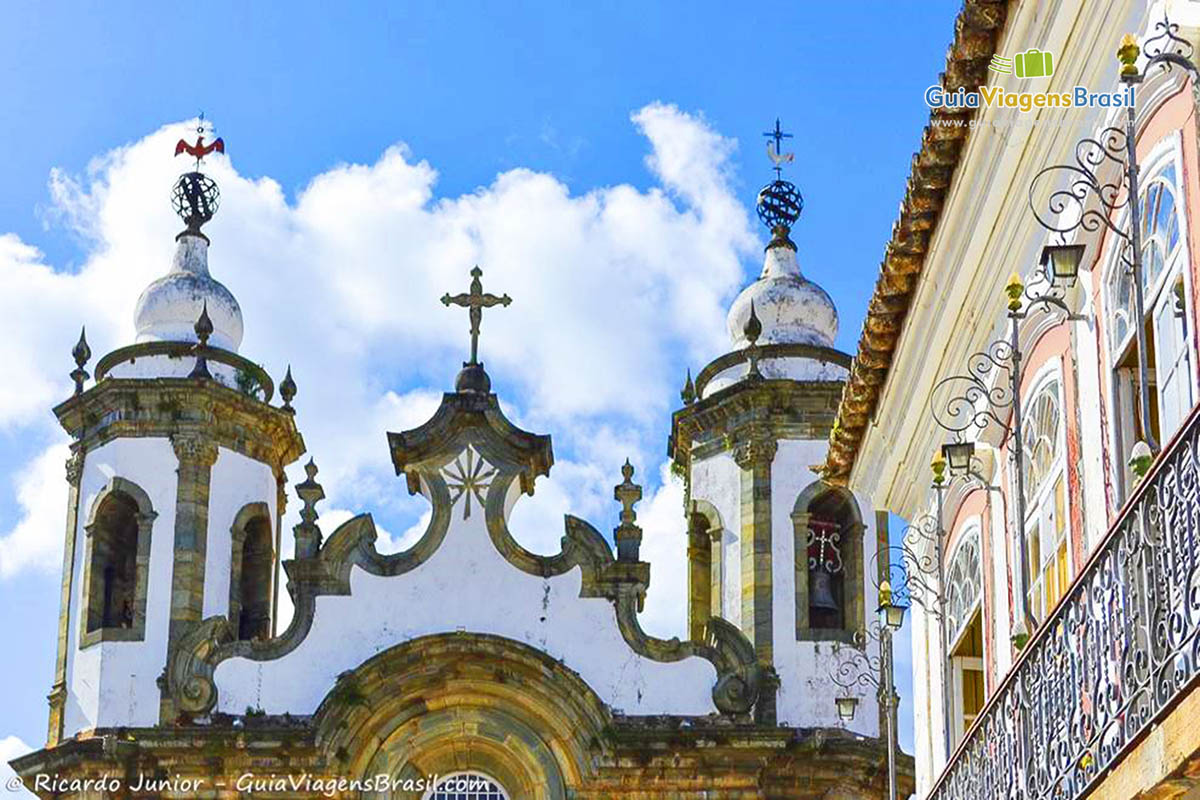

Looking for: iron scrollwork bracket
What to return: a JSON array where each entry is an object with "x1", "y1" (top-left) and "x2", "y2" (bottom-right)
[
  {"x1": 931, "y1": 338, "x2": 1015, "y2": 441},
  {"x1": 1028, "y1": 126, "x2": 1131, "y2": 242}
]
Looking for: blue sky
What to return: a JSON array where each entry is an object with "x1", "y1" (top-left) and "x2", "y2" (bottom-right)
[{"x1": 0, "y1": 0, "x2": 959, "y2": 772}]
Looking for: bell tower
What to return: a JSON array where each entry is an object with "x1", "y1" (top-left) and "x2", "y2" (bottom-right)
[
  {"x1": 46, "y1": 121, "x2": 304, "y2": 742},
  {"x1": 669, "y1": 120, "x2": 884, "y2": 730}
]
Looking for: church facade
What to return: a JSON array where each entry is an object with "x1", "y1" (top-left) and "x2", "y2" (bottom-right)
[{"x1": 9, "y1": 121, "x2": 908, "y2": 797}]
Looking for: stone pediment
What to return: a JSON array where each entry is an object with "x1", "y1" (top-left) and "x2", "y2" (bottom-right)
[
  {"x1": 387, "y1": 388, "x2": 553, "y2": 498},
  {"x1": 167, "y1": 384, "x2": 771, "y2": 725}
]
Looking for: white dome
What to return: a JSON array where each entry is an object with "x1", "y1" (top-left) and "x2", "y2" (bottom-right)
[
  {"x1": 134, "y1": 234, "x2": 243, "y2": 352},
  {"x1": 726, "y1": 242, "x2": 837, "y2": 348}
]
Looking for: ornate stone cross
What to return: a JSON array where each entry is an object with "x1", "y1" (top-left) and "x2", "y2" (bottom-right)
[{"x1": 441, "y1": 266, "x2": 512, "y2": 365}]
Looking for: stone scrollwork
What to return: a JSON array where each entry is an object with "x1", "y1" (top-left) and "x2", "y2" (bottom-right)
[
  {"x1": 168, "y1": 616, "x2": 234, "y2": 715},
  {"x1": 167, "y1": 387, "x2": 769, "y2": 720}
]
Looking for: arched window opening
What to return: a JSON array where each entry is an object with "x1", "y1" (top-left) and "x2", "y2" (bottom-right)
[
  {"x1": 1106, "y1": 157, "x2": 1193, "y2": 484},
  {"x1": 1020, "y1": 376, "x2": 1070, "y2": 623},
  {"x1": 86, "y1": 492, "x2": 139, "y2": 633},
  {"x1": 945, "y1": 527, "x2": 982, "y2": 644},
  {"x1": 231, "y1": 508, "x2": 274, "y2": 642},
  {"x1": 423, "y1": 772, "x2": 509, "y2": 800},
  {"x1": 945, "y1": 524, "x2": 984, "y2": 745},
  {"x1": 794, "y1": 484, "x2": 863, "y2": 639}
]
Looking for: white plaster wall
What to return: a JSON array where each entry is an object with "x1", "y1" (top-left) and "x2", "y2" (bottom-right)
[
  {"x1": 987, "y1": 495, "x2": 1013, "y2": 678},
  {"x1": 689, "y1": 451, "x2": 742, "y2": 628},
  {"x1": 770, "y1": 440, "x2": 881, "y2": 736},
  {"x1": 911, "y1": 599, "x2": 935, "y2": 794},
  {"x1": 214, "y1": 459, "x2": 718, "y2": 716},
  {"x1": 203, "y1": 449, "x2": 278, "y2": 619},
  {"x1": 1072, "y1": 274, "x2": 1110, "y2": 551},
  {"x1": 64, "y1": 438, "x2": 179, "y2": 736}
]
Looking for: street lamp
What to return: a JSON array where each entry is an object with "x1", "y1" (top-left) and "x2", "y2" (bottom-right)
[
  {"x1": 1039, "y1": 242, "x2": 1085, "y2": 287},
  {"x1": 835, "y1": 695, "x2": 859, "y2": 722},
  {"x1": 831, "y1": 621, "x2": 904, "y2": 800},
  {"x1": 931, "y1": 261, "x2": 1087, "y2": 646},
  {"x1": 877, "y1": 580, "x2": 907, "y2": 631},
  {"x1": 941, "y1": 441, "x2": 975, "y2": 475}
]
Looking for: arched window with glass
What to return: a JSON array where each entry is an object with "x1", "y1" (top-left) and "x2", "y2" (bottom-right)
[
  {"x1": 1021, "y1": 373, "x2": 1070, "y2": 622},
  {"x1": 1106, "y1": 154, "x2": 1193, "y2": 479},
  {"x1": 945, "y1": 523, "x2": 983, "y2": 744}
]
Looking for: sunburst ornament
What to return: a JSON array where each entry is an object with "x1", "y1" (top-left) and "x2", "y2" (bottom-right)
[{"x1": 442, "y1": 446, "x2": 498, "y2": 519}]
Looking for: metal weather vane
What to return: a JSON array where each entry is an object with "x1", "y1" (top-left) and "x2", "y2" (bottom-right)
[
  {"x1": 175, "y1": 113, "x2": 226, "y2": 171},
  {"x1": 756, "y1": 118, "x2": 803, "y2": 232},
  {"x1": 763, "y1": 118, "x2": 794, "y2": 179},
  {"x1": 441, "y1": 266, "x2": 512, "y2": 366}
]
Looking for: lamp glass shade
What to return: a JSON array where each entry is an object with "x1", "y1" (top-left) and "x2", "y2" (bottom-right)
[
  {"x1": 883, "y1": 602, "x2": 907, "y2": 631},
  {"x1": 942, "y1": 441, "x2": 975, "y2": 473},
  {"x1": 835, "y1": 696, "x2": 859, "y2": 722},
  {"x1": 1040, "y1": 243, "x2": 1085, "y2": 286}
]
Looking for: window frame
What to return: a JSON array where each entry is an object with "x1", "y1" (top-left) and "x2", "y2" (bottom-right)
[
  {"x1": 1018, "y1": 364, "x2": 1071, "y2": 623},
  {"x1": 944, "y1": 521, "x2": 983, "y2": 649},
  {"x1": 78, "y1": 477, "x2": 157, "y2": 649},
  {"x1": 1103, "y1": 136, "x2": 1196, "y2": 490}
]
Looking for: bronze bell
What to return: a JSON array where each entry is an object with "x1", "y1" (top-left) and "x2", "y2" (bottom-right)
[{"x1": 809, "y1": 568, "x2": 839, "y2": 612}]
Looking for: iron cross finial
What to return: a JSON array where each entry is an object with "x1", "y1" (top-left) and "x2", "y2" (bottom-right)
[
  {"x1": 763, "y1": 118, "x2": 795, "y2": 179},
  {"x1": 440, "y1": 266, "x2": 512, "y2": 365}
]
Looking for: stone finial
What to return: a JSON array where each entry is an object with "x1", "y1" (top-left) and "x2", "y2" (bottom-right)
[
  {"x1": 613, "y1": 458, "x2": 643, "y2": 562},
  {"x1": 294, "y1": 458, "x2": 325, "y2": 559},
  {"x1": 280, "y1": 365, "x2": 297, "y2": 413},
  {"x1": 744, "y1": 300, "x2": 763, "y2": 378},
  {"x1": 189, "y1": 302, "x2": 214, "y2": 379},
  {"x1": 70, "y1": 327, "x2": 91, "y2": 395},
  {"x1": 681, "y1": 369, "x2": 695, "y2": 405}
]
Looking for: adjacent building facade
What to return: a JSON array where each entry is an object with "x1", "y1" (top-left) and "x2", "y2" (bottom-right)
[{"x1": 820, "y1": 0, "x2": 1200, "y2": 798}]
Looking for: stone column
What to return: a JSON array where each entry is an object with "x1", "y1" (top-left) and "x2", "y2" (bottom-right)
[
  {"x1": 162, "y1": 433, "x2": 218, "y2": 723},
  {"x1": 47, "y1": 449, "x2": 84, "y2": 746},
  {"x1": 791, "y1": 509, "x2": 811, "y2": 637},
  {"x1": 733, "y1": 430, "x2": 777, "y2": 666}
]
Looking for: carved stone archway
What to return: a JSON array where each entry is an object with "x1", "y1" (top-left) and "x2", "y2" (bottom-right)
[{"x1": 314, "y1": 633, "x2": 611, "y2": 799}]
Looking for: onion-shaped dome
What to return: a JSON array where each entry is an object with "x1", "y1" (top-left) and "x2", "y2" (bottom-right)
[
  {"x1": 134, "y1": 165, "x2": 242, "y2": 352},
  {"x1": 726, "y1": 231, "x2": 838, "y2": 348},
  {"x1": 134, "y1": 233, "x2": 243, "y2": 352}
]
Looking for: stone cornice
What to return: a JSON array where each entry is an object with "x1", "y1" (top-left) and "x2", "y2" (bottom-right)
[
  {"x1": 818, "y1": 0, "x2": 1009, "y2": 487},
  {"x1": 670, "y1": 378, "x2": 844, "y2": 464},
  {"x1": 53, "y1": 377, "x2": 305, "y2": 470}
]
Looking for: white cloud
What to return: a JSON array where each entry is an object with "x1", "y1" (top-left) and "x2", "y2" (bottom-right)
[
  {"x1": 0, "y1": 735, "x2": 34, "y2": 798},
  {"x1": 0, "y1": 102, "x2": 758, "y2": 636},
  {"x1": 635, "y1": 463, "x2": 689, "y2": 638},
  {"x1": 0, "y1": 443, "x2": 70, "y2": 579}
]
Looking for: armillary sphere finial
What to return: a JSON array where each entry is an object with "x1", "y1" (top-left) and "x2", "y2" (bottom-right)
[{"x1": 757, "y1": 117, "x2": 803, "y2": 233}]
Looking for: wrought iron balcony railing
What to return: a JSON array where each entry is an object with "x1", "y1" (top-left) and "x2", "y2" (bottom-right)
[{"x1": 928, "y1": 402, "x2": 1200, "y2": 800}]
